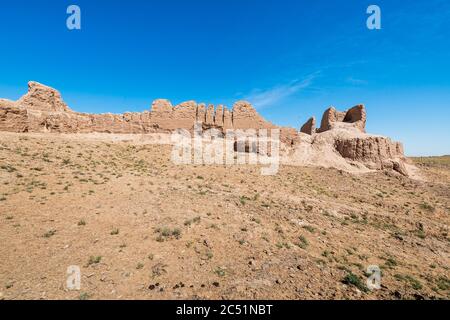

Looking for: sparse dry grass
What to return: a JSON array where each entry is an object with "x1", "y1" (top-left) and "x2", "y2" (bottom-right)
[
  {"x1": 411, "y1": 155, "x2": 450, "y2": 168},
  {"x1": 0, "y1": 132, "x2": 448, "y2": 300}
]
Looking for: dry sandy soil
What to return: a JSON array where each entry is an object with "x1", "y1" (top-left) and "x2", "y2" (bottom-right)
[{"x1": 0, "y1": 132, "x2": 448, "y2": 300}]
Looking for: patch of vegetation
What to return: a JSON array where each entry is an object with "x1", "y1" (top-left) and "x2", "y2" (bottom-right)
[
  {"x1": 79, "y1": 292, "x2": 90, "y2": 300},
  {"x1": 342, "y1": 272, "x2": 368, "y2": 293},
  {"x1": 78, "y1": 219, "x2": 86, "y2": 226},
  {"x1": 296, "y1": 235, "x2": 309, "y2": 249},
  {"x1": 151, "y1": 263, "x2": 167, "y2": 277},
  {"x1": 87, "y1": 256, "x2": 102, "y2": 266},
  {"x1": 411, "y1": 156, "x2": 450, "y2": 168},
  {"x1": 172, "y1": 228, "x2": 181, "y2": 238},
  {"x1": 419, "y1": 202, "x2": 435, "y2": 212},
  {"x1": 43, "y1": 229, "x2": 57, "y2": 238},
  {"x1": 337, "y1": 265, "x2": 351, "y2": 273},
  {"x1": 436, "y1": 276, "x2": 450, "y2": 291},
  {"x1": 214, "y1": 267, "x2": 226, "y2": 277},
  {"x1": 322, "y1": 250, "x2": 332, "y2": 258},
  {"x1": 184, "y1": 216, "x2": 201, "y2": 226},
  {"x1": 276, "y1": 242, "x2": 291, "y2": 249},
  {"x1": 0, "y1": 164, "x2": 17, "y2": 173},
  {"x1": 391, "y1": 231, "x2": 406, "y2": 241},
  {"x1": 110, "y1": 228, "x2": 119, "y2": 235},
  {"x1": 155, "y1": 227, "x2": 182, "y2": 241},
  {"x1": 302, "y1": 225, "x2": 316, "y2": 233},
  {"x1": 315, "y1": 258, "x2": 326, "y2": 265},
  {"x1": 136, "y1": 262, "x2": 144, "y2": 270},
  {"x1": 239, "y1": 195, "x2": 251, "y2": 205},
  {"x1": 384, "y1": 257, "x2": 398, "y2": 269},
  {"x1": 414, "y1": 229, "x2": 426, "y2": 239},
  {"x1": 274, "y1": 225, "x2": 284, "y2": 235},
  {"x1": 394, "y1": 274, "x2": 423, "y2": 290}
]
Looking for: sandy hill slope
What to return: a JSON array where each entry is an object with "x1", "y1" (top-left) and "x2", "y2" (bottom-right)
[{"x1": 0, "y1": 132, "x2": 448, "y2": 300}]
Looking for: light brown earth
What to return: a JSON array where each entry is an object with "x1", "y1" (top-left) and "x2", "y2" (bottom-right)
[{"x1": 0, "y1": 132, "x2": 448, "y2": 300}]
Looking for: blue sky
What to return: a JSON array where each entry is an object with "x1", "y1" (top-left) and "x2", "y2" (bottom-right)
[{"x1": 0, "y1": 0, "x2": 449, "y2": 156}]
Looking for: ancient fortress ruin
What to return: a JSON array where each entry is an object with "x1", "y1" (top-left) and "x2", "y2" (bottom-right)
[{"x1": 0, "y1": 81, "x2": 410, "y2": 176}]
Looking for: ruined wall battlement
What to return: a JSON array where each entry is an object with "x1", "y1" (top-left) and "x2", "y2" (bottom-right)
[
  {"x1": 0, "y1": 82, "x2": 278, "y2": 135},
  {"x1": 0, "y1": 81, "x2": 408, "y2": 175}
]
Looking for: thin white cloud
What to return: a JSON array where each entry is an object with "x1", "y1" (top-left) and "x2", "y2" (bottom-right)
[
  {"x1": 242, "y1": 73, "x2": 318, "y2": 110},
  {"x1": 346, "y1": 77, "x2": 368, "y2": 86}
]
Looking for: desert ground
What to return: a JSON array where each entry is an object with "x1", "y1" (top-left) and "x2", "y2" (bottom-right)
[{"x1": 0, "y1": 132, "x2": 448, "y2": 300}]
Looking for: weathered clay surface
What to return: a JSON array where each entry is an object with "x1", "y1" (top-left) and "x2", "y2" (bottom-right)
[
  {"x1": 0, "y1": 102, "x2": 28, "y2": 132},
  {"x1": 0, "y1": 81, "x2": 410, "y2": 175},
  {"x1": 17, "y1": 81, "x2": 71, "y2": 112},
  {"x1": 223, "y1": 107, "x2": 233, "y2": 130},
  {"x1": 215, "y1": 105, "x2": 224, "y2": 127},
  {"x1": 317, "y1": 105, "x2": 366, "y2": 133},
  {"x1": 343, "y1": 104, "x2": 366, "y2": 132},
  {"x1": 317, "y1": 107, "x2": 344, "y2": 133},
  {"x1": 231, "y1": 101, "x2": 275, "y2": 130},
  {"x1": 300, "y1": 117, "x2": 316, "y2": 135},
  {"x1": 205, "y1": 104, "x2": 215, "y2": 126},
  {"x1": 334, "y1": 136, "x2": 404, "y2": 170}
]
